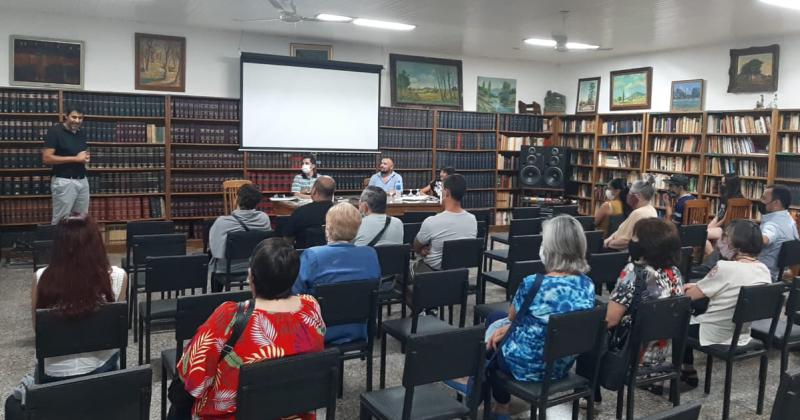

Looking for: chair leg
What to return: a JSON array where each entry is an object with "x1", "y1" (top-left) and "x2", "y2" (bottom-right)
[
  {"x1": 448, "y1": 305, "x2": 454, "y2": 325},
  {"x1": 132, "y1": 290, "x2": 138, "y2": 343},
  {"x1": 387, "y1": 303, "x2": 392, "y2": 316},
  {"x1": 145, "y1": 318, "x2": 151, "y2": 364},
  {"x1": 530, "y1": 404, "x2": 538, "y2": 420},
  {"x1": 138, "y1": 315, "x2": 144, "y2": 365},
  {"x1": 366, "y1": 348, "x2": 374, "y2": 392},
  {"x1": 379, "y1": 331, "x2": 387, "y2": 389},
  {"x1": 161, "y1": 365, "x2": 167, "y2": 420},
  {"x1": 482, "y1": 381, "x2": 492, "y2": 420},
  {"x1": 539, "y1": 400, "x2": 547, "y2": 420},
  {"x1": 571, "y1": 399, "x2": 579, "y2": 420},
  {"x1": 722, "y1": 360, "x2": 733, "y2": 420},
  {"x1": 338, "y1": 359, "x2": 344, "y2": 398},
  {"x1": 376, "y1": 305, "x2": 383, "y2": 339},
  {"x1": 625, "y1": 378, "x2": 635, "y2": 420},
  {"x1": 586, "y1": 394, "x2": 595, "y2": 420},
  {"x1": 615, "y1": 387, "x2": 623, "y2": 420},
  {"x1": 670, "y1": 377, "x2": 680, "y2": 407},
  {"x1": 780, "y1": 346, "x2": 789, "y2": 375},
  {"x1": 704, "y1": 354, "x2": 713, "y2": 394},
  {"x1": 359, "y1": 402, "x2": 372, "y2": 420},
  {"x1": 757, "y1": 354, "x2": 768, "y2": 415}
]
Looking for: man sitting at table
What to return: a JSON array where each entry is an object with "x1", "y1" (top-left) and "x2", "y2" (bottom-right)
[
  {"x1": 284, "y1": 176, "x2": 335, "y2": 249},
  {"x1": 368, "y1": 157, "x2": 403, "y2": 196},
  {"x1": 419, "y1": 166, "x2": 455, "y2": 199}
]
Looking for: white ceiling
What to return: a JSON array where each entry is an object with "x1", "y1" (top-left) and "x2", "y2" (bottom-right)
[{"x1": 2, "y1": 0, "x2": 800, "y2": 63}]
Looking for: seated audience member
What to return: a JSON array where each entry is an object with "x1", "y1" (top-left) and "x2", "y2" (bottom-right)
[
  {"x1": 208, "y1": 184, "x2": 271, "y2": 291},
  {"x1": 604, "y1": 175, "x2": 658, "y2": 251},
  {"x1": 681, "y1": 220, "x2": 770, "y2": 388},
  {"x1": 478, "y1": 215, "x2": 595, "y2": 418},
  {"x1": 177, "y1": 238, "x2": 325, "y2": 420},
  {"x1": 368, "y1": 157, "x2": 403, "y2": 195},
  {"x1": 5, "y1": 215, "x2": 128, "y2": 419},
  {"x1": 354, "y1": 186, "x2": 403, "y2": 246},
  {"x1": 594, "y1": 177, "x2": 628, "y2": 238},
  {"x1": 419, "y1": 166, "x2": 455, "y2": 199},
  {"x1": 284, "y1": 175, "x2": 335, "y2": 249},
  {"x1": 412, "y1": 174, "x2": 477, "y2": 273},
  {"x1": 705, "y1": 173, "x2": 743, "y2": 255},
  {"x1": 291, "y1": 155, "x2": 320, "y2": 199},
  {"x1": 756, "y1": 185, "x2": 800, "y2": 281},
  {"x1": 293, "y1": 202, "x2": 380, "y2": 344},
  {"x1": 663, "y1": 174, "x2": 696, "y2": 226}
]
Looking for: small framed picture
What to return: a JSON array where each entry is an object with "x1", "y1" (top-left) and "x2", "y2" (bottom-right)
[
  {"x1": 670, "y1": 79, "x2": 705, "y2": 112},
  {"x1": 727, "y1": 44, "x2": 779, "y2": 93},
  {"x1": 10, "y1": 35, "x2": 84, "y2": 89},
  {"x1": 575, "y1": 77, "x2": 600, "y2": 114},
  {"x1": 135, "y1": 33, "x2": 186, "y2": 92},
  {"x1": 290, "y1": 43, "x2": 333, "y2": 61},
  {"x1": 609, "y1": 66, "x2": 652, "y2": 111}
]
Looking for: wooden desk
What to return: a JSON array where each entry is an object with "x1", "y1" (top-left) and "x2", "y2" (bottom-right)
[{"x1": 272, "y1": 199, "x2": 442, "y2": 217}]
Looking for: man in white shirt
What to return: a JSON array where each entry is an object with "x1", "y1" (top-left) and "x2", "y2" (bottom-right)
[{"x1": 354, "y1": 186, "x2": 403, "y2": 246}]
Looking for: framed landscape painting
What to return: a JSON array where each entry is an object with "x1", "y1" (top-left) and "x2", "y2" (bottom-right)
[
  {"x1": 609, "y1": 67, "x2": 652, "y2": 111},
  {"x1": 10, "y1": 35, "x2": 84, "y2": 89},
  {"x1": 575, "y1": 77, "x2": 600, "y2": 114},
  {"x1": 135, "y1": 33, "x2": 186, "y2": 92},
  {"x1": 727, "y1": 44, "x2": 779, "y2": 93},
  {"x1": 390, "y1": 54, "x2": 463, "y2": 109},
  {"x1": 477, "y1": 76, "x2": 516, "y2": 113},
  {"x1": 290, "y1": 43, "x2": 332, "y2": 60},
  {"x1": 670, "y1": 79, "x2": 705, "y2": 112}
]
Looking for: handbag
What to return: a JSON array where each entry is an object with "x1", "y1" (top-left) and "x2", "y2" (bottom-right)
[
  {"x1": 486, "y1": 273, "x2": 544, "y2": 371},
  {"x1": 167, "y1": 299, "x2": 255, "y2": 420}
]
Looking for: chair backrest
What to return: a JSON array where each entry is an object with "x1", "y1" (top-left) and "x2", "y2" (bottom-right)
[
  {"x1": 401, "y1": 211, "x2": 436, "y2": 224},
  {"x1": 225, "y1": 229, "x2": 275, "y2": 261},
  {"x1": 144, "y1": 254, "x2": 209, "y2": 294},
  {"x1": 679, "y1": 246, "x2": 694, "y2": 280},
  {"x1": 469, "y1": 209, "x2": 493, "y2": 227},
  {"x1": 507, "y1": 234, "x2": 543, "y2": 262},
  {"x1": 632, "y1": 296, "x2": 692, "y2": 344},
  {"x1": 314, "y1": 279, "x2": 378, "y2": 328},
  {"x1": 640, "y1": 401, "x2": 702, "y2": 420},
  {"x1": 607, "y1": 213, "x2": 626, "y2": 235},
  {"x1": 174, "y1": 291, "x2": 252, "y2": 345},
  {"x1": 778, "y1": 240, "x2": 800, "y2": 276},
  {"x1": 375, "y1": 244, "x2": 411, "y2": 277},
  {"x1": 476, "y1": 220, "x2": 487, "y2": 241},
  {"x1": 508, "y1": 260, "x2": 546, "y2": 297},
  {"x1": 131, "y1": 233, "x2": 186, "y2": 266},
  {"x1": 126, "y1": 220, "x2": 174, "y2": 262},
  {"x1": 574, "y1": 215, "x2": 595, "y2": 231},
  {"x1": 441, "y1": 238, "x2": 484, "y2": 270},
  {"x1": 770, "y1": 368, "x2": 800, "y2": 420},
  {"x1": 584, "y1": 230, "x2": 604, "y2": 255},
  {"x1": 508, "y1": 217, "x2": 543, "y2": 237},
  {"x1": 587, "y1": 251, "x2": 629, "y2": 295},
  {"x1": 223, "y1": 179, "x2": 253, "y2": 214},
  {"x1": 35, "y1": 302, "x2": 128, "y2": 381},
  {"x1": 273, "y1": 215, "x2": 292, "y2": 237},
  {"x1": 731, "y1": 283, "x2": 786, "y2": 340},
  {"x1": 543, "y1": 307, "x2": 607, "y2": 362},
  {"x1": 722, "y1": 197, "x2": 752, "y2": 225},
  {"x1": 512, "y1": 206, "x2": 541, "y2": 220},
  {"x1": 24, "y1": 366, "x2": 152, "y2": 420},
  {"x1": 683, "y1": 199, "x2": 710, "y2": 225},
  {"x1": 411, "y1": 268, "x2": 469, "y2": 327},
  {"x1": 297, "y1": 225, "x2": 326, "y2": 249},
  {"x1": 679, "y1": 224, "x2": 708, "y2": 248},
  {"x1": 34, "y1": 224, "x2": 56, "y2": 241},
  {"x1": 32, "y1": 239, "x2": 53, "y2": 271},
  {"x1": 402, "y1": 222, "x2": 422, "y2": 245},
  {"x1": 551, "y1": 204, "x2": 579, "y2": 216},
  {"x1": 238, "y1": 348, "x2": 339, "y2": 420}
]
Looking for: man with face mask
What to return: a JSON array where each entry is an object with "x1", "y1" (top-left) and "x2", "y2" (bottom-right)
[
  {"x1": 43, "y1": 107, "x2": 91, "y2": 224},
  {"x1": 756, "y1": 185, "x2": 799, "y2": 281},
  {"x1": 291, "y1": 155, "x2": 319, "y2": 199},
  {"x1": 368, "y1": 157, "x2": 403, "y2": 195},
  {"x1": 663, "y1": 174, "x2": 696, "y2": 227},
  {"x1": 353, "y1": 186, "x2": 403, "y2": 246}
]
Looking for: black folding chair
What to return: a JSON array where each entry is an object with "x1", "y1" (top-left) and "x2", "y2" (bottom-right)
[
  {"x1": 679, "y1": 224, "x2": 708, "y2": 268},
  {"x1": 362, "y1": 327, "x2": 485, "y2": 420},
  {"x1": 607, "y1": 214, "x2": 626, "y2": 237},
  {"x1": 551, "y1": 204, "x2": 579, "y2": 216},
  {"x1": 34, "y1": 224, "x2": 56, "y2": 240},
  {"x1": 201, "y1": 218, "x2": 215, "y2": 255},
  {"x1": 616, "y1": 296, "x2": 692, "y2": 420},
  {"x1": 777, "y1": 240, "x2": 800, "y2": 282},
  {"x1": 584, "y1": 230, "x2": 604, "y2": 256},
  {"x1": 476, "y1": 220, "x2": 487, "y2": 242},
  {"x1": 35, "y1": 302, "x2": 128, "y2": 384},
  {"x1": 474, "y1": 260, "x2": 545, "y2": 325},
  {"x1": 442, "y1": 237, "x2": 485, "y2": 304},
  {"x1": 638, "y1": 401, "x2": 702, "y2": 420},
  {"x1": 512, "y1": 206, "x2": 542, "y2": 220},
  {"x1": 220, "y1": 229, "x2": 275, "y2": 290},
  {"x1": 470, "y1": 209, "x2": 493, "y2": 242},
  {"x1": 574, "y1": 215, "x2": 595, "y2": 231},
  {"x1": 138, "y1": 254, "x2": 208, "y2": 365},
  {"x1": 489, "y1": 217, "x2": 542, "y2": 251},
  {"x1": 770, "y1": 368, "x2": 800, "y2": 420},
  {"x1": 403, "y1": 222, "x2": 422, "y2": 247},
  {"x1": 375, "y1": 244, "x2": 411, "y2": 326},
  {"x1": 32, "y1": 239, "x2": 53, "y2": 272},
  {"x1": 587, "y1": 251, "x2": 629, "y2": 296},
  {"x1": 481, "y1": 235, "x2": 542, "y2": 302},
  {"x1": 752, "y1": 277, "x2": 800, "y2": 374},
  {"x1": 23, "y1": 366, "x2": 152, "y2": 420},
  {"x1": 315, "y1": 280, "x2": 379, "y2": 395},
  {"x1": 688, "y1": 283, "x2": 786, "y2": 420},
  {"x1": 401, "y1": 211, "x2": 436, "y2": 223},
  {"x1": 238, "y1": 349, "x2": 340, "y2": 420},
  {"x1": 273, "y1": 215, "x2": 291, "y2": 237},
  {"x1": 380, "y1": 268, "x2": 469, "y2": 389},
  {"x1": 123, "y1": 220, "x2": 174, "y2": 271},
  {"x1": 485, "y1": 307, "x2": 607, "y2": 420}
]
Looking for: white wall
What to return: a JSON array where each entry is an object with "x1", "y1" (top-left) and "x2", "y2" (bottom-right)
[{"x1": 0, "y1": 9, "x2": 558, "y2": 110}]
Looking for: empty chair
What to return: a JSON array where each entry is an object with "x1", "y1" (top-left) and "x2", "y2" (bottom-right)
[
  {"x1": 489, "y1": 217, "x2": 543, "y2": 250},
  {"x1": 402, "y1": 222, "x2": 422, "y2": 246},
  {"x1": 574, "y1": 215, "x2": 595, "y2": 231},
  {"x1": 751, "y1": 277, "x2": 800, "y2": 374},
  {"x1": 587, "y1": 251, "x2": 629, "y2": 295},
  {"x1": 481, "y1": 235, "x2": 543, "y2": 302},
  {"x1": 442, "y1": 237, "x2": 485, "y2": 302},
  {"x1": 584, "y1": 230, "x2": 604, "y2": 255},
  {"x1": 401, "y1": 211, "x2": 436, "y2": 224},
  {"x1": 362, "y1": 327, "x2": 485, "y2": 420},
  {"x1": 770, "y1": 368, "x2": 800, "y2": 420},
  {"x1": 123, "y1": 220, "x2": 174, "y2": 271},
  {"x1": 476, "y1": 220, "x2": 487, "y2": 242},
  {"x1": 474, "y1": 260, "x2": 545, "y2": 325},
  {"x1": 374, "y1": 244, "x2": 411, "y2": 325},
  {"x1": 513, "y1": 206, "x2": 542, "y2": 220},
  {"x1": 683, "y1": 199, "x2": 710, "y2": 225},
  {"x1": 679, "y1": 224, "x2": 709, "y2": 248},
  {"x1": 678, "y1": 246, "x2": 694, "y2": 281},
  {"x1": 638, "y1": 401, "x2": 702, "y2": 420},
  {"x1": 777, "y1": 240, "x2": 800, "y2": 282},
  {"x1": 219, "y1": 229, "x2": 275, "y2": 291},
  {"x1": 470, "y1": 209, "x2": 493, "y2": 241},
  {"x1": 34, "y1": 224, "x2": 56, "y2": 241},
  {"x1": 551, "y1": 204, "x2": 579, "y2": 216},
  {"x1": 31, "y1": 240, "x2": 53, "y2": 272},
  {"x1": 720, "y1": 197, "x2": 752, "y2": 225},
  {"x1": 272, "y1": 215, "x2": 291, "y2": 237}
]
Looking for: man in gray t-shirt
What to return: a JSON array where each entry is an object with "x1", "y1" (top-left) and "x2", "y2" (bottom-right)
[
  {"x1": 413, "y1": 174, "x2": 477, "y2": 270},
  {"x1": 757, "y1": 185, "x2": 799, "y2": 281},
  {"x1": 354, "y1": 186, "x2": 403, "y2": 246}
]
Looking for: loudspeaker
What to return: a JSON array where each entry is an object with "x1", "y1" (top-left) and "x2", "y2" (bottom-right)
[{"x1": 519, "y1": 145, "x2": 570, "y2": 189}]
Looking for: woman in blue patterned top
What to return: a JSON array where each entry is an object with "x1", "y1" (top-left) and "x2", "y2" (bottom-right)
[{"x1": 484, "y1": 215, "x2": 596, "y2": 419}]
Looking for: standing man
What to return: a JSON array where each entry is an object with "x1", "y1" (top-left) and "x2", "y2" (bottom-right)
[
  {"x1": 368, "y1": 157, "x2": 403, "y2": 196},
  {"x1": 291, "y1": 155, "x2": 320, "y2": 199},
  {"x1": 43, "y1": 107, "x2": 90, "y2": 224}
]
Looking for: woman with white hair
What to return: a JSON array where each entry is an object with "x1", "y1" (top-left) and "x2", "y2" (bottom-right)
[{"x1": 604, "y1": 175, "x2": 659, "y2": 251}]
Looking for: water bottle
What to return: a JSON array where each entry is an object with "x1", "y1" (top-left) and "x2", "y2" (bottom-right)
[{"x1": 395, "y1": 180, "x2": 403, "y2": 202}]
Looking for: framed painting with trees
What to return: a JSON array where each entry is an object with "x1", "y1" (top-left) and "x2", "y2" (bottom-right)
[
  {"x1": 727, "y1": 44, "x2": 779, "y2": 93},
  {"x1": 390, "y1": 54, "x2": 463, "y2": 109},
  {"x1": 135, "y1": 33, "x2": 186, "y2": 92}
]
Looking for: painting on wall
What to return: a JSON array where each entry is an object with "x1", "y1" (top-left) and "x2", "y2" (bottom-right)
[
  {"x1": 609, "y1": 67, "x2": 652, "y2": 111},
  {"x1": 477, "y1": 76, "x2": 516, "y2": 113},
  {"x1": 670, "y1": 79, "x2": 705, "y2": 112},
  {"x1": 544, "y1": 91, "x2": 566, "y2": 114},
  {"x1": 290, "y1": 43, "x2": 332, "y2": 60},
  {"x1": 727, "y1": 44, "x2": 779, "y2": 93},
  {"x1": 575, "y1": 77, "x2": 600, "y2": 114},
  {"x1": 390, "y1": 54, "x2": 463, "y2": 109},
  {"x1": 10, "y1": 35, "x2": 84, "y2": 89},
  {"x1": 135, "y1": 33, "x2": 186, "y2": 92}
]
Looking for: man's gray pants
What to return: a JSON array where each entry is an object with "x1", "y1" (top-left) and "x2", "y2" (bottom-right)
[{"x1": 51, "y1": 177, "x2": 90, "y2": 224}]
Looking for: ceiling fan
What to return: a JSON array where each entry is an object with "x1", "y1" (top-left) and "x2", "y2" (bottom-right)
[
  {"x1": 234, "y1": 0, "x2": 345, "y2": 24},
  {"x1": 524, "y1": 11, "x2": 612, "y2": 52}
]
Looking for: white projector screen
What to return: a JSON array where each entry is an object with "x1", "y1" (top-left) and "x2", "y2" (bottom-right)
[{"x1": 241, "y1": 54, "x2": 381, "y2": 152}]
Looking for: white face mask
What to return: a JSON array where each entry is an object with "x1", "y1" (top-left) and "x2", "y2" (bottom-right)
[
  {"x1": 605, "y1": 189, "x2": 615, "y2": 201},
  {"x1": 301, "y1": 164, "x2": 312, "y2": 174}
]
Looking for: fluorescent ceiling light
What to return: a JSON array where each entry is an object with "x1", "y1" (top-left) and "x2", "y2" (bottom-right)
[
  {"x1": 760, "y1": 0, "x2": 800, "y2": 11},
  {"x1": 566, "y1": 42, "x2": 600, "y2": 50},
  {"x1": 352, "y1": 18, "x2": 415, "y2": 31},
  {"x1": 316, "y1": 13, "x2": 353, "y2": 22},
  {"x1": 524, "y1": 38, "x2": 557, "y2": 47}
]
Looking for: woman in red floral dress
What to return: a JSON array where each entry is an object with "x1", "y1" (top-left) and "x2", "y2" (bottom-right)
[{"x1": 177, "y1": 238, "x2": 326, "y2": 420}]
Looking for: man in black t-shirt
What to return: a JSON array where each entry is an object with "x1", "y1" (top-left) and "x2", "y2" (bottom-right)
[
  {"x1": 284, "y1": 176, "x2": 336, "y2": 249},
  {"x1": 42, "y1": 107, "x2": 90, "y2": 224}
]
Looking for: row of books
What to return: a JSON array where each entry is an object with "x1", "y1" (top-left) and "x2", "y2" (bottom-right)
[
  {"x1": 379, "y1": 108, "x2": 433, "y2": 128},
  {"x1": 88, "y1": 197, "x2": 166, "y2": 221},
  {"x1": 462, "y1": 190, "x2": 495, "y2": 209},
  {"x1": 707, "y1": 114, "x2": 771, "y2": 134},
  {"x1": 88, "y1": 172, "x2": 165, "y2": 194},
  {"x1": 438, "y1": 131, "x2": 496, "y2": 150},
  {"x1": 326, "y1": 172, "x2": 372, "y2": 191},
  {"x1": 436, "y1": 151, "x2": 495, "y2": 170},
  {"x1": 174, "y1": 222, "x2": 205, "y2": 241},
  {"x1": 64, "y1": 92, "x2": 165, "y2": 117},
  {"x1": 599, "y1": 137, "x2": 641, "y2": 151},
  {"x1": 172, "y1": 173, "x2": 241, "y2": 193},
  {"x1": 563, "y1": 135, "x2": 594, "y2": 149},
  {"x1": 778, "y1": 135, "x2": 800, "y2": 154},
  {"x1": 561, "y1": 119, "x2": 596, "y2": 133},
  {"x1": 498, "y1": 136, "x2": 543, "y2": 151},
  {"x1": 780, "y1": 113, "x2": 800, "y2": 131},
  {"x1": 570, "y1": 151, "x2": 593, "y2": 166},
  {"x1": 0, "y1": 120, "x2": 53, "y2": 142},
  {"x1": 497, "y1": 155, "x2": 519, "y2": 170},
  {"x1": 381, "y1": 150, "x2": 432, "y2": 169},
  {"x1": 496, "y1": 174, "x2": 518, "y2": 189},
  {"x1": 570, "y1": 167, "x2": 593, "y2": 182},
  {"x1": 378, "y1": 129, "x2": 433, "y2": 149},
  {"x1": 706, "y1": 137, "x2": 767, "y2": 155},
  {"x1": 247, "y1": 153, "x2": 303, "y2": 169},
  {"x1": 438, "y1": 111, "x2": 496, "y2": 130},
  {"x1": 0, "y1": 90, "x2": 59, "y2": 114},
  {"x1": 598, "y1": 153, "x2": 640, "y2": 169},
  {"x1": 172, "y1": 150, "x2": 243, "y2": 169},
  {"x1": 246, "y1": 172, "x2": 295, "y2": 192},
  {"x1": 88, "y1": 147, "x2": 165, "y2": 169},
  {"x1": 171, "y1": 197, "x2": 224, "y2": 218},
  {"x1": 577, "y1": 200, "x2": 592, "y2": 216},
  {"x1": 575, "y1": 184, "x2": 593, "y2": 199},
  {"x1": 495, "y1": 192, "x2": 516, "y2": 210},
  {"x1": 705, "y1": 157, "x2": 767, "y2": 177},
  {"x1": 459, "y1": 172, "x2": 495, "y2": 189},
  {"x1": 598, "y1": 169, "x2": 641, "y2": 185},
  {"x1": 649, "y1": 136, "x2": 700, "y2": 153},
  {"x1": 0, "y1": 175, "x2": 51, "y2": 196},
  {"x1": 650, "y1": 116, "x2": 703, "y2": 134},
  {"x1": 172, "y1": 97, "x2": 239, "y2": 120},
  {"x1": 399, "y1": 171, "x2": 430, "y2": 190},
  {"x1": 1, "y1": 148, "x2": 44, "y2": 168},
  {"x1": 498, "y1": 114, "x2": 551, "y2": 132},
  {"x1": 0, "y1": 198, "x2": 50, "y2": 224},
  {"x1": 741, "y1": 180, "x2": 766, "y2": 200},
  {"x1": 170, "y1": 124, "x2": 239, "y2": 145},
  {"x1": 317, "y1": 153, "x2": 377, "y2": 169},
  {"x1": 601, "y1": 119, "x2": 643, "y2": 134},
  {"x1": 82, "y1": 121, "x2": 165, "y2": 143},
  {"x1": 784, "y1": 184, "x2": 800, "y2": 207},
  {"x1": 703, "y1": 177, "x2": 722, "y2": 196},
  {"x1": 648, "y1": 156, "x2": 701, "y2": 173},
  {"x1": 650, "y1": 173, "x2": 698, "y2": 192},
  {"x1": 776, "y1": 157, "x2": 800, "y2": 179}
]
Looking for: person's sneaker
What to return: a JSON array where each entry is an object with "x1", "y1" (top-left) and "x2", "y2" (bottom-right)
[{"x1": 580, "y1": 399, "x2": 602, "y2": 413}]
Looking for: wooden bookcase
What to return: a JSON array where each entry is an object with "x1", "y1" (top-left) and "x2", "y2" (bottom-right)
[
  {"x1": 560, "y1": 115, "x2": 598, "y2": 215},
  {"x1": 592, "y1": 113, "x2": 646, "y2": 212},
  {"x1": 773, "y1": 109, "x2": 800, "y2": 211}
]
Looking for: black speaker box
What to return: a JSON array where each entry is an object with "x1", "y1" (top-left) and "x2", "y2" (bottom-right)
[{"x1": 519, "y1": 145, "x2": 570, "y2": 189}]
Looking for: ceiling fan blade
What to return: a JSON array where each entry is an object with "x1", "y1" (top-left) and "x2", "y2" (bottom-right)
[
  {"x1": 596, "y1": 47, "x2": 614, "y2": 51},
  {"x1": 233, "y1": 17, "x2": 281, "y2": 22},
  {"x1": 267, "y1": 0, "x2": 288, "y2": 11}
]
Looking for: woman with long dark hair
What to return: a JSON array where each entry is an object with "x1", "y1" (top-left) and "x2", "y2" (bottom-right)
[
  {"x1": 594, "y1": 178, "x2": 629, "y2": 238},
  {"x1": 705, "y1": 173, "x2": 743, "y2": 255}
]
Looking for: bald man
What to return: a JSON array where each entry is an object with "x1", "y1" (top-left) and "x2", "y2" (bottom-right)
[
  {"x1": 368, "y1": 157, "x2": 404, "y2": 196},
  {"x1": 284, "y1": 175, "x2": 336, "y2": 249}
]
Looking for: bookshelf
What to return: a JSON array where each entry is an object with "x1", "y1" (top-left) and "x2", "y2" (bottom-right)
[
  {"x1": 379, "y1": 107, "x2": 435, "y2": 199},
  {"x1": 594, "y1": 113, "x2": 646, "y2": 212},
  {"x1": 776, "y1": 109, "x2": 800, "y2": 210},
  {"x1": 561, "y1": 115, "x2": 598, "y2": 215}
]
